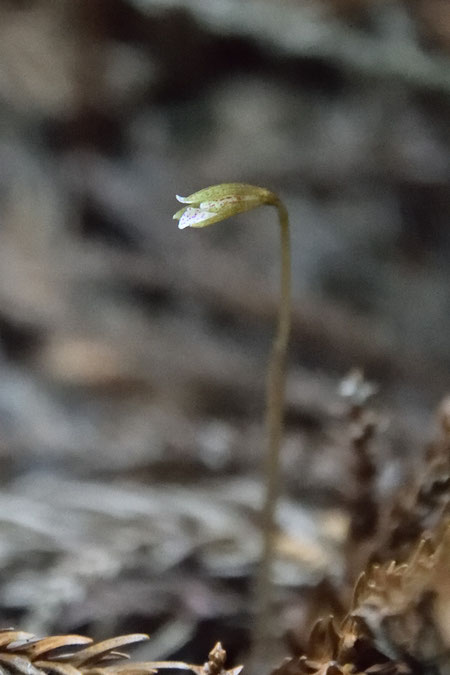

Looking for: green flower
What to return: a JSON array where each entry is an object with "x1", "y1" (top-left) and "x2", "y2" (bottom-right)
[{"x1": 173, "y1": 183, "x2": 278, "y2": 229}]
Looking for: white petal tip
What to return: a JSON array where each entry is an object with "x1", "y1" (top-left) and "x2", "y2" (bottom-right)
[
  {"x1": 176, "y1": 194, "x2": 189, "y2": 204},
  {"x1": 178, "y1": 221, "x2": 191, "y2": 230}
]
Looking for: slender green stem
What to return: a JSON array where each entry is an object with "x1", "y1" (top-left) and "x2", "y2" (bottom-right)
[{"x1": 251, "y1": 200, "x2": 291, "y2": 665}]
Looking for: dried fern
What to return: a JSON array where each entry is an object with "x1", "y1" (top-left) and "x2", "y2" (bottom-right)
[
  {"x1": 0, "y1": 632, "x2": 241, "y2": 675},
  {"x1": 273, "y1": 522, "x2": 450, "y2": 675}
]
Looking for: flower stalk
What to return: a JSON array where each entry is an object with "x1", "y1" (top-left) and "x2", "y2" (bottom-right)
[
  {"x1": 252, "y1": 197, "x2": 291, "y2": 663},
  {"x1": 174, "y1": 184, "x2": 291, "y2": 663}
]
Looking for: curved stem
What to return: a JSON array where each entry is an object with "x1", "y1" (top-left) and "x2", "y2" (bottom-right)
[{"x1": 251, "y1": 200, "x2": 291, "y2": 665}]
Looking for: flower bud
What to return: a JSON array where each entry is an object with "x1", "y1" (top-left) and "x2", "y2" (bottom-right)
[{"x1": 173, "y1": 183, "x2": 278, "y2": 229}]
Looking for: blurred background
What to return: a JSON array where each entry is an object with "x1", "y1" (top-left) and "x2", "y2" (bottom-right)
[{"x1": 0, "y1": 0, "x2": 449, "y2": 669}]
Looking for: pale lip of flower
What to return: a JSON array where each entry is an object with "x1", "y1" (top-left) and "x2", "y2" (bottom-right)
[
  {"x1": 173, "y1": 203, "x2": 225, "y2": 230},
  {"x1": 173, "y1": 183, "x2": 278, "y2": 230}
]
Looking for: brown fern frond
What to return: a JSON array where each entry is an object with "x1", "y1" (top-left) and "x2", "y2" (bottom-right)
[
  {"x1": 273, "y1": 521, "x2": 450, "y2": 675},
  {"x1": 0, "y1": 631, "x2": 151, "y2": 675},
  {"x1": 351, "y1": 522, "x2": 450, "y2": 666},
  {"x1": 0, "y1": 632, "x2": 241, "y2": 675}
]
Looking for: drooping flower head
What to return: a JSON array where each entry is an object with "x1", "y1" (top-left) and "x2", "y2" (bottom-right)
[{"x1": 173, "y1": 183, "x2": 278, "y2": 230}]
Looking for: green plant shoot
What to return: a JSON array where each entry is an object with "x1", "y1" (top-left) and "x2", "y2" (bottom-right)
[{"x1": 174, "y1": 182, "x2": 292, "y2": 660}]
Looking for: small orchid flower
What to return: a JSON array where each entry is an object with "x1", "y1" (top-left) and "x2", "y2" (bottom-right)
[
  {"x1": 173, "y1": 181, "x2": 292, "y2": 660},
  {"x1": 173, "y1": 183, "x2": 278, "y2": 229}
]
